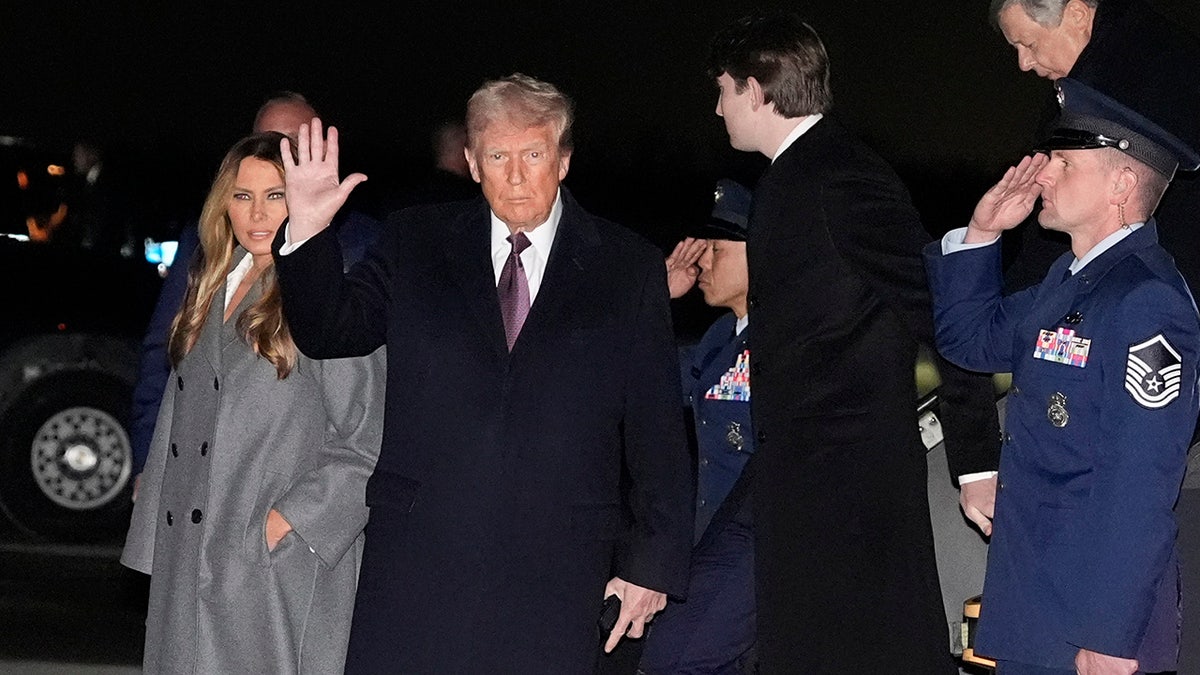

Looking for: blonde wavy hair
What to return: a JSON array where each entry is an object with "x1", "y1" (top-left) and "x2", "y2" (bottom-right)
[{"x1": 168, "y1": 132, "x2": 299, "y2": 378}]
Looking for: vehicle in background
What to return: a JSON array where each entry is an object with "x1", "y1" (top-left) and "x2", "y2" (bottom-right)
[{"x1": 0, "y1": 136, "x2": 162, "y2": 542}]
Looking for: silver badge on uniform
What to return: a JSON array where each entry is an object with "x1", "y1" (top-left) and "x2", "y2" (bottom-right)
[
  {"x1": 1047, "y1": 392, "x2": 1069, "y2": 428},
  {"x1": 1125, "y1": 334, "x2": 1183, "y2": 409},
  {"x1": 726, "y1": 421, "x2": 744, "y2": 451}
]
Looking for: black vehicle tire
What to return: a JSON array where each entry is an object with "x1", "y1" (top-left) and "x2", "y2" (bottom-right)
[{"x1": 0, "y1": 372, "x2": 134, "y2": 542}]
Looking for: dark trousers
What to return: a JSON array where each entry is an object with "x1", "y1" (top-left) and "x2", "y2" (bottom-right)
[{"x1": 639, "y1": 517, "x2": 756, "y2": 674}]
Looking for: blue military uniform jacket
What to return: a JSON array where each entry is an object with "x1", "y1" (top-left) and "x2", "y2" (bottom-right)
[
  {"x1": 925, "y1": 222, "x2": 1200, "y2": 671},
  {"x1": 685, "y1": 313, "x2": 753, "y2": 543}
]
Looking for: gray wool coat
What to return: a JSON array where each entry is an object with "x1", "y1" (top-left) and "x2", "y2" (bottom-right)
[{"x1": 122, "y1": 255, "x2": 385, "y2": 674}]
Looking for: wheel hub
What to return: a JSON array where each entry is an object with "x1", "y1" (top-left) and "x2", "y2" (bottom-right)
[
  {"x1": 31, "y1": 406, "x2": 131, "y2": 510},
  {"x1": 62, "y1": 441, "x2": 100, "y2": 473}
]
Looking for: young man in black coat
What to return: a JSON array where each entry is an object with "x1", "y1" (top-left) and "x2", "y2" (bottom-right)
[{"x1": 702, "y1": 12, "x2": 1000, "y2": 672}]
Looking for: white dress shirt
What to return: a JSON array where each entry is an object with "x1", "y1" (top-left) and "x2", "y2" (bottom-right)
[
  {"x1": 224, "y1": 253, "x2": 256, "y2": 313},
  {"x1": 489, "y1": 191, "x2": 563, "y2": 304}
]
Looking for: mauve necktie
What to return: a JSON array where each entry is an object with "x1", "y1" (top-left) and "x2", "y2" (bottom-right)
[{"x1": 498, "y1": 232, "x2": 532, "y2": 351}]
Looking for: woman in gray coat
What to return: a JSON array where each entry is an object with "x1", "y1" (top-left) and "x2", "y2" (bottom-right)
[{"x1": 122, "y1": 133, "x2": 384, "y2": 674}]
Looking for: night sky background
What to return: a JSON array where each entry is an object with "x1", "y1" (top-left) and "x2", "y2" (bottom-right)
[{"x1": 3, "y1": 1, "x2": 1198, "y2": 249}]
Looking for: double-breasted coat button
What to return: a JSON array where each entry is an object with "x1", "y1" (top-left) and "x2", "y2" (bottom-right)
[
  {"x1": 166, "y1": 511, "x2": 173, "y2": 526},
  {"x1": 200, "y1": 441, "x2": 208, "y2": 456},
  {"x1": 213, "y1": 377, "x2": 220, "y2": 391},
  {"x1": 177, "y1": 376, "x2": 183, "y2": 391},
  {"x1": 191, "y1": 509, "x2": 203, "y2": 523},
  {"x1": 1005, "y1": 433, "x2": 1013, "y2": 443},
  {"x1": 756, "y1": 430, "x2": 767, "y2": 443}
]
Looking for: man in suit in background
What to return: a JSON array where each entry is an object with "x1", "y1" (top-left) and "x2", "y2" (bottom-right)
[
  {"x1": 701, "y1": 12, "x2": 1000, "y2": 671},
  {"x1": 271, "y1": 73, "x2": 692, "y2": 672}
]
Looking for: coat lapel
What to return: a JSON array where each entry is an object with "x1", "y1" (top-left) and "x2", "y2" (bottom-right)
[
  {"x1": 513, "y1": 190, "x2": 600, "y2": 356},
  {"x1": 194, "y1": 265, "x2": 225, "y2": 382},
  {"x1": 442, "y1": 199, "x2": 510, "y2": 363}
]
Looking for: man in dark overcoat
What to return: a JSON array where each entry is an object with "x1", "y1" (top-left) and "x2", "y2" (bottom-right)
[
  {"x1": 271, "y1": 74, "x2": 692, "y2": 672},
  {"x1": 700, "y1": 13, "x2": 1000, "y2": 672}
]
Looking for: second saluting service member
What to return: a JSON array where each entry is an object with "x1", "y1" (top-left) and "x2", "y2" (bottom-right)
[
  {"x1": 641, "y1": 179, "x2": 757, "y2": 673},
  {"x1": 925, "y1": 78, "x2": 1200, "y2": 674}
]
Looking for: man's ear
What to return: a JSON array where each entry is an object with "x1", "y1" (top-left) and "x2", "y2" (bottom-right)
[
  {"x1": 1063, "y1": 0, "x2": 1096, "y2": 38},
  {"x1": 1112, "y1": 166, "x2": 1140, "y2": 204},
  {"x1": 464, "y1": 147, "x2": 481, "y2": 183},
  {"x1": 557, "y1": 150, "x2": 572, "y2": 181},
  {"x1": 746, "y1": 76, "x2": 766, "y2": 111}
]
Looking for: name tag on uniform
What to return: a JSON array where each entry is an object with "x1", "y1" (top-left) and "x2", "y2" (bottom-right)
[
  {"x1": 1033, "y1": 327, "x2": 1091, "y2": 368},
  {"x1": 705, "y1": 349, "x2": 751, "y2": 401}
]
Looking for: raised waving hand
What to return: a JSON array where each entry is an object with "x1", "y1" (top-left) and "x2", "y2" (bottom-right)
[{"x1": 281, "y1": 118, "x2": 368, "y2": 241}]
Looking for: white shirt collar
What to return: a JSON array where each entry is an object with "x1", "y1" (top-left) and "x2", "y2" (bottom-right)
[
  {"x1": 224, "y1": 251, "x2": 255, "y2": 312},
  {"x1": 735, "y1": 314, "x2": 749, "y2": 335},
  {"x1": 489, "y1": 189, "x2": 563, "y2": 303},
  {"x1": 1069, "y1": 222, "x2": 1144, "y2": 275},
  {"x1": 771, "y1": 114, "x2": 824, "y2": 163},
  {"x1": 490, "y1": 189, "x2": 561, "y2": 258}
]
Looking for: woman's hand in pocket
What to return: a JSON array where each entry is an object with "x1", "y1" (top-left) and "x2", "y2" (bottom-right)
[{"x1": 266, "y1": 508, "x2": 294, "y2": 552}]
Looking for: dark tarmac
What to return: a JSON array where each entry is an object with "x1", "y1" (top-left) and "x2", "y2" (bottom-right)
[{"x1": 0, "y1": 541, "x2": 145, "y2": 673}]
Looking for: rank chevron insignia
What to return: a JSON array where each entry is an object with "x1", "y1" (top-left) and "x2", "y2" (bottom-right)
[{"x1": 1125, "y1": 334, "x2": 1183, "y2": 409}]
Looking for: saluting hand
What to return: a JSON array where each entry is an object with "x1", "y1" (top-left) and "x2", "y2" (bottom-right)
[
  {"x1": 665, "y1": 237, "x2": 706, "y2": 299},
  {"x1": 281, "y1": 117, "x2": 368, "y2": 242},
  {"x1": 966, "y1": 153, "x2": 1049, "y2": 243}
]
